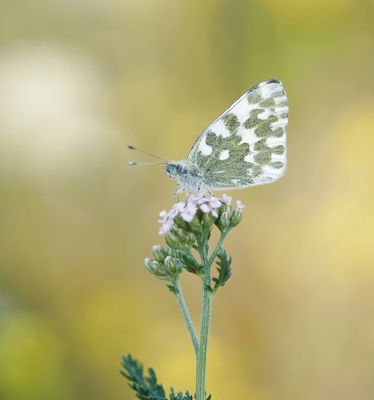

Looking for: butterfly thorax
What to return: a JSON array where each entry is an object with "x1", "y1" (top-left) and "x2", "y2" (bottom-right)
[{"x1": 164, "y1": 161, "x2": 205, "y2": 192}]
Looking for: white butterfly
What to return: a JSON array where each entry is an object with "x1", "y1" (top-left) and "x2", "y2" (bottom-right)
[{"x1": 130, "y1": 79, "x2": 288, "y2": 195}]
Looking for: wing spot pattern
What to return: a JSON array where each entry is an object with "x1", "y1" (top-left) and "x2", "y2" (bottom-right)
[{"x1": 186, "y1": 80, "x2": 288, "y2": 189}]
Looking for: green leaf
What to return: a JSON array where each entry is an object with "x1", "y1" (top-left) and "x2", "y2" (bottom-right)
[
  {"x1": 212, "y1": 249, "x2": 232, "y2": 292},
  {"x1": 121, "y1": 354, "x2": 166, "y2": 400},
  {"x1": 177, "y1": 250, "x2": 203, "y2": 274},
  {"x1": 169, "y1": 388, "x2": 193, "y2": 400}
]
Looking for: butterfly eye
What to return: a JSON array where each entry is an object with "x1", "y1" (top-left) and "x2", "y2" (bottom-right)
[{"x1": 165, "y1": 164, "x2": 177, "y2": 177}]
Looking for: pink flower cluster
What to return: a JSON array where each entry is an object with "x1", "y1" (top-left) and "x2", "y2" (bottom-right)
[{"x1": 158, "y1": 193, "x2": 244, "y2": 235}]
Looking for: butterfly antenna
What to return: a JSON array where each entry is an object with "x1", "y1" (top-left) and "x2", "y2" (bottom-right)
[
  {"x1": 128, "y1": 145, "x2": 167, "y2": 162},
  {"x1": 128, "y1": 161, "x2": 165, "y2": 166}
]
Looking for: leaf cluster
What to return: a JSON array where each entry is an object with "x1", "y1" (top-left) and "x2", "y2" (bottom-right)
[
  {"x1": 121, "y1": 354, "x2": 166, "y2": 400},
  {"x1": 121, "y1": 355, "x2": 211, "y2": 400}
]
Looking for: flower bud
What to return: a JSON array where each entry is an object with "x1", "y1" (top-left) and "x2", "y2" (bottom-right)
[
  {"x1": 164, "y1": 256, "x2": 182, "y2": 276},
  {"x1": 218, "y1": 210, "x2": 231, "y2": 231},
  {"x1": 202, "y1": 213, "x2": 214, "y2": 230},
  {"x1": 184, "y1": 232, "x2": 196, "y2": 246},
  {"x1": 165, "y1": 233, "x2": 181, "y2": 249},
  {"x1": 174, "y1": 216, "x2": 189, "y2": 231},
  {"x1": 174, "y1": 228, "x2": 187, "y2": 243},
  {"x1": 144, "y1": 258, "x2": 160, "y2": 274},
  {"x1": 231, "y1": 210, "x2": 242, "y2": 227},
  {"x1": 173, "y1": 228, "x2": 196, "y2": 247},
  {"x1": 220, "y1": 203, "x2": 230, "y2": 214},
  {"x1": 189, "y1": 215, "x2": 202, "y2": 231},
  {"x1": 152, "y1": 245, "x2": 166, "y2": 262}
]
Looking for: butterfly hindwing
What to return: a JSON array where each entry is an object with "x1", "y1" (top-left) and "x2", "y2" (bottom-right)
[{"x1": 186, "y1": 79, "x2": 288, "y2": 190}]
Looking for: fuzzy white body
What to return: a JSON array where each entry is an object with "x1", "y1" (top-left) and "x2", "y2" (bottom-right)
[{"x1": 165, "y1": 161, "x2": 207, "y2": 193}]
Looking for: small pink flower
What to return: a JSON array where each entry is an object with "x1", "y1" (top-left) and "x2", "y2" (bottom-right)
[
  {"x1": 159, "y1": 219, "x2": 174, "y2": 235},
  {"x1": 189, "y1": 193, "x2": 204, "y2": 204},
  {"x1": 236, "y1": 200, "x2": 245, "y2": 211},
  {"x1": 169, "y1": 209, "x2": 179, "y2": 219},
  {"x1": 209, "y1": 197, "x2": 221, "y2": 208},
  {"x1": 181, "y1": 202, "x2": 197, "y2": 222},
  {"x1": 175, "y1": 202, "x2": 185, "y2": 211},
  {"x1": 181, "y1": 210, "x2": 195, "y2": 222},
  {"x1": 200, "y1": 203, "x2": 211, "y2": 213},
  {"x1": 221, "y1": 194, "x2": 232, "y2": 205}
]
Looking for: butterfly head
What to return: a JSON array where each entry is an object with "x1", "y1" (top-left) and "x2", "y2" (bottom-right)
[{"x1": 164, "y1": 161, "x2": 186, "y2": 179}]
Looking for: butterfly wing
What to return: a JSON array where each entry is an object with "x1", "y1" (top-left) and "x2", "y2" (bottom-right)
[{"x1": 186, "y1": 79, "x2": 288, "y2": 190}]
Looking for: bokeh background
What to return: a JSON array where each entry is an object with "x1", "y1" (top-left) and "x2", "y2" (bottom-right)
[{"x1": 0, "y1": 1, "x2": 373, "y2": 399}]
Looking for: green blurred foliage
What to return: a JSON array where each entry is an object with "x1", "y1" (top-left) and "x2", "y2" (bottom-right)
[{"x1": 0, "y1": 1, "x2": 373, "y2": 399}]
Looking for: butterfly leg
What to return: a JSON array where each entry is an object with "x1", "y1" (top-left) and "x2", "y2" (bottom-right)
[
  {"x1": 174, "y1": 186, "x2": 184, "y2": 203},
  {"x1": 201, "y1": 182, "x2": 213, "y2": 195}
]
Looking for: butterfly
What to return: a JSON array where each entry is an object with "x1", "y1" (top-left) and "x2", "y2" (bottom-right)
[{"x1": 129, "y1": 79, "x2": 288, "y2": 195}]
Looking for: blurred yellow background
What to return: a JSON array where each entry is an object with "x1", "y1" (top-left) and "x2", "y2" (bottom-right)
[{"x1": 0, "y1": 1, "x2": 373, "y2": 399}]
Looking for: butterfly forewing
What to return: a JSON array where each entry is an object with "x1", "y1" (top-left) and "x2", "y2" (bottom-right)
[{"x1": 186, "y1": 79, "x2": 288, "y2": 190}]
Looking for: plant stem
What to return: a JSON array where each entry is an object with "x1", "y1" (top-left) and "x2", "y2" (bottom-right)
[
  {"x1": 208, "y1": 231, "x2": 229, "y2": 266},
  {"x1": 195, "y1": 230, "x2": 228, "y2": 400},
  {"x1": 196, "y1": 270, "x2": 212, "y2": 400},
  {"x1": 175, "y1": 280, "x2": 199, "y2": 358}
]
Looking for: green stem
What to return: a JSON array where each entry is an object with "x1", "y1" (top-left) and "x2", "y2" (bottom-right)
[
  {"x1": 196, "y1": 270, "x2": 212, "y2": 400},
  {"x1": 208, "y1": 230, "x2": 229, "y2": 266},
  {"x1": 195, "y1": 230, "x2": 229, "y2": 400},
  {"x1": 175, "y1": 280, "x2": 199, "y2": 358}
]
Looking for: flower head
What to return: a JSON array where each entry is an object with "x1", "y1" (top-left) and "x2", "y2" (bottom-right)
[
  {"x1": 146, "y1": 193, "x2": 245, "y2": 287},
  {"x1": 158, "y1": 193, "x2": 244, "y2": 235}
]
